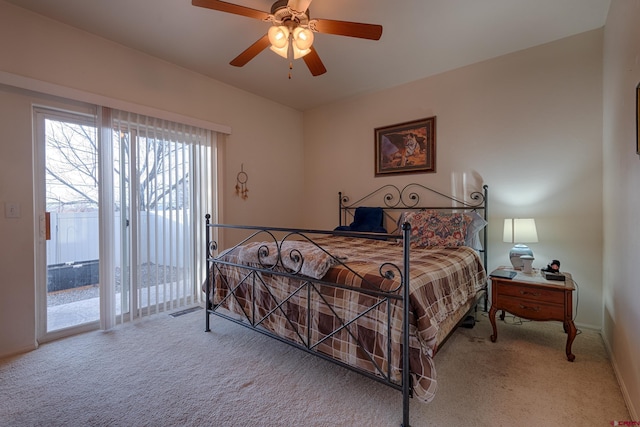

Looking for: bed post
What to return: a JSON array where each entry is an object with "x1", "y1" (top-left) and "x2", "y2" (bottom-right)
[
  {"x1": 205, "y1": 213, "x2": 211, "y2": 333},
  {"x1": 482, "y1": 185, "x2": 489, "y2": 312},
  {"x1": 482, "y1": 184, "x2": 489, "y2": 268},
  {"x1": 401, "y1": 221, "x2": 411, "y2": 427},
  {"x1": 338, "y1": 191, "x2": 343, "y2": 227}
]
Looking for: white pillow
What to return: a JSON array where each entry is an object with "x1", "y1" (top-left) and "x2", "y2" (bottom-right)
[{"x1": 464, "y1": 211, "x2": 488, "y2": 250}]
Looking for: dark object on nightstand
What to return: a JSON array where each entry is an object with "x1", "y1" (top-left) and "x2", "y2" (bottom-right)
[
  {"x1": 542, "y1": 259, "x2": 565, "y2": 281},
  {"x1": 543, "y1": 271, "x2": 566, "y2": 281},
  {"x1": 542, "y1": 259, "x2": 561, "y2": 273},
  {"x1": 489, "y1": 269, "x2": 517, "y2": 280}
]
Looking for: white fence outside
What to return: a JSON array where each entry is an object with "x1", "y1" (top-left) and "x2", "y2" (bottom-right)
[
  {"x1": 47, "y1": 210, "x2": 191, "y2": 268},
  {"x1": 47, "y1": 211, "x2": 99, "y2": 265}
]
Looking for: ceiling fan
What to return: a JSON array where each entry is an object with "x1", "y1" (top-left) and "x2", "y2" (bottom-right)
[{"x1": 192, "y1": 0, "x2": 383, "y2": 77}]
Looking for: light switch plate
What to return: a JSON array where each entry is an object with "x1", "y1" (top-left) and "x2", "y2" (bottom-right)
[{"x1": 5, "y1": 202, "x2": 21, "y2": 218}]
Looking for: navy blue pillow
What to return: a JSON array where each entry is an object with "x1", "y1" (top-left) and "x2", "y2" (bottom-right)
[
  {"x1": 352, "y1": 207, "x2": 384, "y2": 231},
  {"x1": 335, "y1": 207, "x2": 387, "y2": 233},
  {"x1": 334, "y1": 207, "x2": 387, "y2": 233}
]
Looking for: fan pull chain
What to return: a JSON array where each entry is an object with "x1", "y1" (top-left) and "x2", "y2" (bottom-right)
[{"x1": 288, "y1": 61, "x2": 293, "y2": 79}]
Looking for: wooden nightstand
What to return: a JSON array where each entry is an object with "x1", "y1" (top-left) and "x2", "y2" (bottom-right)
[{"x1": 489, "y1": 268, "x2": 577, "y2": 361}]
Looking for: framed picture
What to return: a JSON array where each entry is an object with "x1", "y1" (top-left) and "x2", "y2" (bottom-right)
[
  {"x1": 374, "y1": 116, "x2": 436, "y2": 176},
  {"x1": 637, "y1": 83, "x2": 640, "y2": 155}
]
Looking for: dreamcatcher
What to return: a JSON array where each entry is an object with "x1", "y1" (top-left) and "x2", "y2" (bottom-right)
[{"x1": 235, "y1": 164, "x2": 249, "y2": 200}]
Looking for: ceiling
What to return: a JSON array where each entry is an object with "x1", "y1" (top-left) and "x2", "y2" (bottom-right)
[{"x1": 5, "y1": 0, "x2": 611, "y2": 111}]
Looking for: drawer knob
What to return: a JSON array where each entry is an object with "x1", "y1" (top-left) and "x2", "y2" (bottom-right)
[
  {"x1": 520, "y1": 290, "x2": 541, "y2": 297},
  {"x1": 519, "y1": 304, "x2": 540, "y2": 312}
]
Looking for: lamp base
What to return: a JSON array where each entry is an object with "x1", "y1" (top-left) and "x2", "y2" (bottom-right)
[
  {"x1": 509, "y1": 244, "x2": 533, "y2": 269},
  {"x1": 520, "y1": 255, "x2": 534, "y2": 273}
]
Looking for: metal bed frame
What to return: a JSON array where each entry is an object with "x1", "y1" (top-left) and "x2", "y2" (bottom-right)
[{"x1": 204, "y1": 183, "x2": 488, "y2": 427}]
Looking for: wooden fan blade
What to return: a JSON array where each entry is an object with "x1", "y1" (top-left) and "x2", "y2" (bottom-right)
[
  {"x1": 230, "y1": 34, "x2": 271, "y2": 67},
  {"x1": 313, "y1": 19, "x2": 383, "y2": 40},
  {"x1": 302, "y1": 46, "x2": 327, "y2": 76},
  {"x1": 287, "y1": 0, "x2": 313, "y2": 14},
  {"x1": 192, "y1": 0, "x2": 270, "y2": 20}
]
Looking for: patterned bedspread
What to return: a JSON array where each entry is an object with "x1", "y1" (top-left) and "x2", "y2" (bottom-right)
[{"x1": 207, "y1": 235, "x2": 486, "y2": 403}]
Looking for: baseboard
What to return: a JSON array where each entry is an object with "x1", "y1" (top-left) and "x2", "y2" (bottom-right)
[
  {"x1": 574, "y1": 322, "x2": 601, "y2": 332},
  {"x1": 37, "y1": 321, "x2": 99, "y2": 345},
  {"x1": 0, "y1": 341, "x2": 38, "y2": 359},
  {"x1": 601, "y1": 333, "x2": 639, "y2": 420}
]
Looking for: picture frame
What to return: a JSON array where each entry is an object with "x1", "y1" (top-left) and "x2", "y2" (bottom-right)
[
  {"x1": 637, "y1": 83, "x2": 640, "y2": 155},
  {"x1": 374, "y1": 116, "x2": 436, "y2": 177}
]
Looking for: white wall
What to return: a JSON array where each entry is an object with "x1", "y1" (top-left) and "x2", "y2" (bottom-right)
[
  {"x1": 0, "y1": 1, "x2": 304, "y2": 357},
  {"x1": 303, "y1": 30, "x2": 604, "y2": 329},
  {"x1": 3, "y1": 6, "x2": 637, "y2": 418},
  {"x1": 602, "y1": 0, "x2": 640, "y2": 419}
]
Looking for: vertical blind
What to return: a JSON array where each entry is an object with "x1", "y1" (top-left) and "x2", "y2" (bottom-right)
[{"x1": 108, "y1": 109, "x2": 215, "y2": 323}]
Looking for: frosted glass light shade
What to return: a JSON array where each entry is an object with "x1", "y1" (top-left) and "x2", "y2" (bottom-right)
[
  {"x1": 268, "y1": 26, "x2": 289, "y2": 49},
  {"x1": 269, "y1": 44, "x2": 289, "y2": 59},
  {"x1": 292, "y1": 45, "x2": 311, "y2": 59},
  {"x1": 293, "y1": 27, "x2": 314, "y2": 50}
]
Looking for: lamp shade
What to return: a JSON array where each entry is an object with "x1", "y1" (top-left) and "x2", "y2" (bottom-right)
[
  {"x1": 269, "y1": 44, "x2": 289, "y2": 59},
  {"x1": 293, "y1": 27, "x2": 314, "y2": 50},
  {"x1": 268, "y1": 26, "x2": 290, "y2": 49},
  {"x1": 503, "y1": 218, "x2": 538, "y2": 243},
  {"x1": 292, "y1": 45, "x2": 311, "y2": 59},
  {"x1": 291, "y1": 27, "x2": 313, "y2": 58}
]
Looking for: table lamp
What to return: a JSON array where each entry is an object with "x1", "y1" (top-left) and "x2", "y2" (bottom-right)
[{"x1": 503, "y1": 218, "x2": 538, "y2": 269}]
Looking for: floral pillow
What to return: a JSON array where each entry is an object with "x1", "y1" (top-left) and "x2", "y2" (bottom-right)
[{"x1": 405, "y1": 210, "x2": 472, "y2": 247}]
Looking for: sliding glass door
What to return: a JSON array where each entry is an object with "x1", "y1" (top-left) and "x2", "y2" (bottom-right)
[
  {"x1": 34, "y1": 108, "x2": 100, "y2": 336},
  {"x1": 110, "y1": 109, "x2": 213, "y2": 323},
  {"x1": 35, "y1": 105, "x2": 215, "y2": 339}
]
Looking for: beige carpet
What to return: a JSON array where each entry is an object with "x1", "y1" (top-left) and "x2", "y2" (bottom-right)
[{"x1": 0, "y1": 308, "x2": 630, "y2": 427}]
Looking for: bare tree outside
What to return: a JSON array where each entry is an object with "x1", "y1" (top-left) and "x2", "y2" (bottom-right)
[
  {"x1": 45, "y1": 119, "x2": 98, "y2": 212},
  {"x1": 45, "y1": 119, "x2": 189, "y2": 213},
  {"x1": 117, "y1": 130, "x2": 189, "y2": 212}
]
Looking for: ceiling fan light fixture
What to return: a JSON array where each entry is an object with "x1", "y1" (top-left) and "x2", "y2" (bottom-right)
[
  {"x1": 268, "y1": 25, "x2": 290, "y2": 49},
  {"x1": 193, "y1": 0, "x2": 382, "y2": 77}
]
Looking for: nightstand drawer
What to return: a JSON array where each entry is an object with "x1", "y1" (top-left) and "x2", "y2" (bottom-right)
[
  {"x1": 499, "y1": 295, "x2": 565, "y2": 320},
  {"x1": 496, "y1": 282, "x2": 564, "y2": 305}
]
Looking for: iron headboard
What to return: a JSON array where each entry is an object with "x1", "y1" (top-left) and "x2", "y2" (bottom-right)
[{"x1": 338, "y1": 183, "x2": 489, "y2": 267}]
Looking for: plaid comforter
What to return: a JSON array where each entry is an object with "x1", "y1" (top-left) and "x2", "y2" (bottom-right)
[{"x1": 208, "y1": 235, "x2": 486, "y2": 403}]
